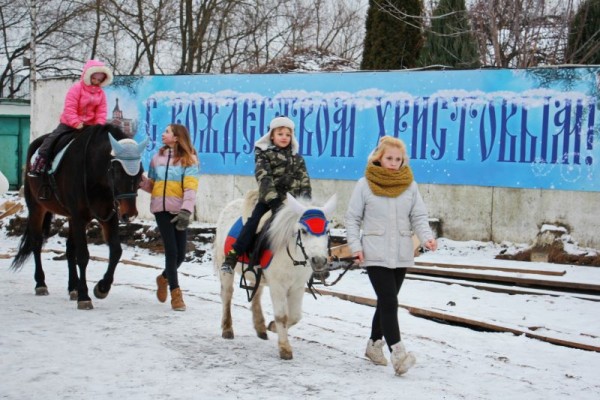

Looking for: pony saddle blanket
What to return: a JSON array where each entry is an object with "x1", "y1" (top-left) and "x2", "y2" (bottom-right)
[{"x1": 224, "y1": 217, "x2": 274, "y2": 269}]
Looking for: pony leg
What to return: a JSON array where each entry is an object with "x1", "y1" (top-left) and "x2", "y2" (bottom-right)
[
  {"x1": 286, "y1": 285, "x2": 306, "y2": 329},
  {"x1": 220, "y1": 270, "x2": 235, "y2": 339},
  {"x1": 251, "y1": 285, "x2": 268, "y2": 339},
  {"x1": 93, "y1": 218, "x2": 123, "y2": 299},
  {"x1": 66, "y1": 224, "x2": 79, "y2": 300},
  {"x1": 268, "y1": 285, "x2": 293, "y2": 360}
]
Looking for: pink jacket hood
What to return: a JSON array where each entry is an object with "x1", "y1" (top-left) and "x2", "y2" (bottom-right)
[{"x1": 81, "y1": 60, "x2": 113, "y2": 87}]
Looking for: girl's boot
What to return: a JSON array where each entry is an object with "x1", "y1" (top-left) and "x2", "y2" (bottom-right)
[
  {"x1": 390, "y1": 342, "x2": 416, "y2": 376},
  {"x1": 365, "y1": 339, "x2": 388, "y2": 366},
  {"x1": 156, "y1": 274, "x2": 168, "y2": 303},
  {"x1": 170, "y1": 288, "x2": 186, "y2": 311}
]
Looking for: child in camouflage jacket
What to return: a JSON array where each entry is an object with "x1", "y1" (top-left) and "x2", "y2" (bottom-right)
[{"x1": 220, "y1": 116, "x2": 311, "y2": 273}]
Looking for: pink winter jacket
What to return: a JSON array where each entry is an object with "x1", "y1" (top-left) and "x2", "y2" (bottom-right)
[{"x1": 59, "y1": 60, "x2": 114, "y2": 128}]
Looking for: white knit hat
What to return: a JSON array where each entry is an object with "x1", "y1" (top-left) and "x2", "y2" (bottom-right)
[{"x1": 268, "y1": 116, "x2": 295, "y2": 135}]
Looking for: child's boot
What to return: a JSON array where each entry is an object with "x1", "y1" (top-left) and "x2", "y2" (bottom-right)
[{"x1": 221, "y1": 249, "x2": 238, "y2": 274}]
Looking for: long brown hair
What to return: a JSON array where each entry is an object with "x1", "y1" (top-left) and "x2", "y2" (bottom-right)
[{"x1": 159, "y1": 124, "x2": 197, "y2": 167}]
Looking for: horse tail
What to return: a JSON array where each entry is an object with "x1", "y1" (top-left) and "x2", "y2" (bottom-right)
[{"x1": 10, "y1": 212, "x2": 52, "y2": 271}]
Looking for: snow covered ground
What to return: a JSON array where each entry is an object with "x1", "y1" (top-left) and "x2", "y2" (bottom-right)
[{"x1": 1, "y1": 194, "x2": 599, "y2": 400}]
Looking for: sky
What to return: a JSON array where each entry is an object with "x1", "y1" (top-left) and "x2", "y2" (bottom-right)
[{"x1": 1, "y1": 190, "x2": 599, "y2": 400}]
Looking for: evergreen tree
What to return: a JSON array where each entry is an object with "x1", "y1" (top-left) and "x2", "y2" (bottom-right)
[
  {"x1": 566, "y1": 0, "x2": 600, "y2": 64},
  {"x1": 361, "y1": 0, "x2": 424, "y2": 70},
  {"x1": 418, "y1": 0, "x2": 480, "y2": 68}
]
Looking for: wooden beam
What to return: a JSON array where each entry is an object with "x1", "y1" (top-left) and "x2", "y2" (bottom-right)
[
  {"x1": 415, "y1": 260, "x2": 566, "y2": 276},
  {"x1": 407, "y1": 266, "x2": 600, "y2": 295},
  {"x1": 315, "y1": 288, "x2": 600, "y2": 353}
]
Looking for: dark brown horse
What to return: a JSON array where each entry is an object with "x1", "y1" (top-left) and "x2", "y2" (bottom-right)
[{"x1": 11, "y1": 124, "x2": 147, "y2": 309}]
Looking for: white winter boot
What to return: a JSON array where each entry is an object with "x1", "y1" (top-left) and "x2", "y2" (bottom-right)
[
  {"x1": 390, "y1": 341, "x2": 416, "y2": 376},
  {"x1": 365, "y1": 339, "x2": 388, "y2": 366}
]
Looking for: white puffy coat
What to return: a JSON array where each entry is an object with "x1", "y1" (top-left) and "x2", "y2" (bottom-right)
[{"x1": 345, "y1": 177, "x2": 434, "y2": 269}]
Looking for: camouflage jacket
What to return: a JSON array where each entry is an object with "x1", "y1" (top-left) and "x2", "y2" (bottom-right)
[{"x1": 254, "y1": 134, "x2": 311, "y2": 204}]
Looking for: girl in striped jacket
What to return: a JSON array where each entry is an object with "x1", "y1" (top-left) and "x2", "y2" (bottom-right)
[{"x1": 140, "y1": 124, "x2": 199, "y2": 311}]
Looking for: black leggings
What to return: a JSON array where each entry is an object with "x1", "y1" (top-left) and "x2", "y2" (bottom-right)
[
  {"x1": 366, "y1": 267, "x2": 407, "y2": 350},
  {"x1": 232, "y1": 202, "x2": 270, "y2": 255},
  {"x1": 155, "y1": 212, "x2": 188, "y2": 290},
  {"x1": 38, "y1": 123, "x2": 74, "y2": 157}
]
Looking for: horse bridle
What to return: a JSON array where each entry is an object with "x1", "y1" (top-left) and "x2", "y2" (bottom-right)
[
  {"x1": 286, "y1": 230, "x2": 311, "y2": 267},
  {"x1": 82, "y1": 131, "x2": 139, "y2": 222}
]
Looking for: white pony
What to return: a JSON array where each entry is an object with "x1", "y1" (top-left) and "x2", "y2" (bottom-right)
[{"x1": 214, "y1": 191, "x2": 336, "y2": 360}]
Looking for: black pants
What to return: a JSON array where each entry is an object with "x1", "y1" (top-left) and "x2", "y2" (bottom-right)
[
  {"x1": 155, "y1": 212, "x2": 188, "y2": 290},
  {"x1": 232, "y1": 202, "x2": 270, "y2": 255},
  {"x1": 37, "y1": 123, "x2": 75, "y2": 158},
  {"x1": 367, "y1": 266, "x2": 407, "y2": 350}
]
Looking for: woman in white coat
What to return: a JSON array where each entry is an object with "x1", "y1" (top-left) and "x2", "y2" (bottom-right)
[{"x1": 345, "y1": 136, "x2": 437, "y2": 376}]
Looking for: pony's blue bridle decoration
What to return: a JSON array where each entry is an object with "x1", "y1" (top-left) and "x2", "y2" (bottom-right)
[{"x1": 299, "y1": 209, "x2": 328, "y2": 236}]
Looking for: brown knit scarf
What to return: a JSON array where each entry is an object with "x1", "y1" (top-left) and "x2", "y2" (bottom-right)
[{"x1": 365, "y1": 163, "x2": 414, "y2": 197}]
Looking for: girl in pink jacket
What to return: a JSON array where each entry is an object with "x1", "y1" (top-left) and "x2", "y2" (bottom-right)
[{"x1": 30, "y1": 59, "x2": 114, "y2": 176}]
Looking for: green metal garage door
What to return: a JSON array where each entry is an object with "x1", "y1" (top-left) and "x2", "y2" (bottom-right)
[{"x1": 0, "y1": 116, "x2": 30, "y2": 190}]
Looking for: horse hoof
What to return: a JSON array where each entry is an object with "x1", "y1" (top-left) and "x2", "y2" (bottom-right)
[
  {"x1": 257, "y1": 331, "x2": 268, "y2": 340},
  {"x1": 69, "y1": 290, "x2": 78, "y2": 301},
  {"x1": 93, "y1": 283, "x2": 109, "y2": 299},
  {"x1": 35, "y1": 287, "x2": 49, "y2": 296},
  {"x1": 279, "y1": 349, "x2": 293, "y2": 360},
  {"x1": 267, "y1": 321, "x2": 276, "y2": 332},
  {"x1": 222, "y1": 330, "x2": 234, "y2": 339},
  {"x1": 77, "y1": 301, "x2": 94, "y2": 310}
]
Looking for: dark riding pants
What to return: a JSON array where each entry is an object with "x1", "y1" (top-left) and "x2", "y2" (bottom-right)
[
  {"x1": 232, "y1": 202, "x2": 270, "y2": 255},
  {"x1": 37, "y1": 123, "x2": 75, "y2": 158},
  {"x1": 367, "y1": 266, "x2": 407, "y2": 351},
  {"x1": 155, "y1": 211, "x2": 188, "y2": 291}
]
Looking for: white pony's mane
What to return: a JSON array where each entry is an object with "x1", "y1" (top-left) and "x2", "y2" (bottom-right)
[{"x1": 266, "y1": 196, "x2": 314, "y2": 252}]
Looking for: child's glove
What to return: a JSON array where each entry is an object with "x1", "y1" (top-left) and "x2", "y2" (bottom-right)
[
  {"x1": 171, "y1": 209, "x2": 191, "y2": 231},
  {"x1": 268, "y1": 198, "x2": 283, "y2": 212}
]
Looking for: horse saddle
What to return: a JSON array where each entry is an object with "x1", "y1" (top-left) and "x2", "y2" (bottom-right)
[{"x1": 30, "y1": 133, "x2": 76, "y2": 175}]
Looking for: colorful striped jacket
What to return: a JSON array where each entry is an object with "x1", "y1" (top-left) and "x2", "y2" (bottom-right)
[{"x1": 140, "y1": 148, "x2": 200, "y2": 214}]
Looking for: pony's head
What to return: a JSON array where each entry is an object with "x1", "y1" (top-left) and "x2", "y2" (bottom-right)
[
  {"x1": 108, "y1": 133, "x2": 149, "y2": 222},
  {"x1": 267, "y1": 193, "x2": 337, "y2": 278}
]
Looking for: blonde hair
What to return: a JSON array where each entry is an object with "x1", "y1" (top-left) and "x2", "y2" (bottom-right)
[
  {"x1": 159, "y1": 124, "x2": 198, "y2": 167},
  {"x1": 368, "y1": 136, "x2": 409, "y2": 165}
]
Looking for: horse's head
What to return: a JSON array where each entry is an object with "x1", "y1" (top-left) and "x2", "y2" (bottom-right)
[
  {"x1": 108, "y1": 133, "x2": 149, "y2": 222},
  {"x1": 269, "y1": 193, "x2": 337, "y2": 279}
]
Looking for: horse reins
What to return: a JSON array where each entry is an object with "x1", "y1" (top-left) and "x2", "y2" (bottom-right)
[{"x1": 286, "y1": 230, "x2": 310, "y2": 266}]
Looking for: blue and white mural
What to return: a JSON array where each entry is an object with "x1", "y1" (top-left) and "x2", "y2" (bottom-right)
[{"x1": 106, "y1": 68, "x2": 600, "y2": 192}]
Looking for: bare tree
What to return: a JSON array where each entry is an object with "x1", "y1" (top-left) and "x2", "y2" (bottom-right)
[
  {"x1": 469, "y1": 0, "x2": 579, "y2": 67},
  {"x1": 0, "y1": 0, "x2": 367, "y2": 98}
]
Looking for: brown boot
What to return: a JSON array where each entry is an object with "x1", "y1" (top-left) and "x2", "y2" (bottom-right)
[
  {"x1": 170, "y1": 288, "x2": 186, "y2": 311},
  {"x1": 156, "y1": 274, "x2": 168, "y2": 303}
]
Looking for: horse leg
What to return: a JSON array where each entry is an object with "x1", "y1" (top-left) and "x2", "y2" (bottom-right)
[
  {"x1": 267, "y1": 285, "x2": 293, "y2": 360},
  {"x1": 251, "y1": 285, "x2": 268, "y2": 339},
  {"x1": 93, "y1": 218, "x2": 122, "y2": 299},
  {"x1": 66, "y1": 224, "x2": 79, "y2": 300},
  {"x1": 70, "y1": 218, "x2": 93, "y2": 310},
  {"x1": 30, "y1": 210, "x2": 50, "y2": 296}
]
